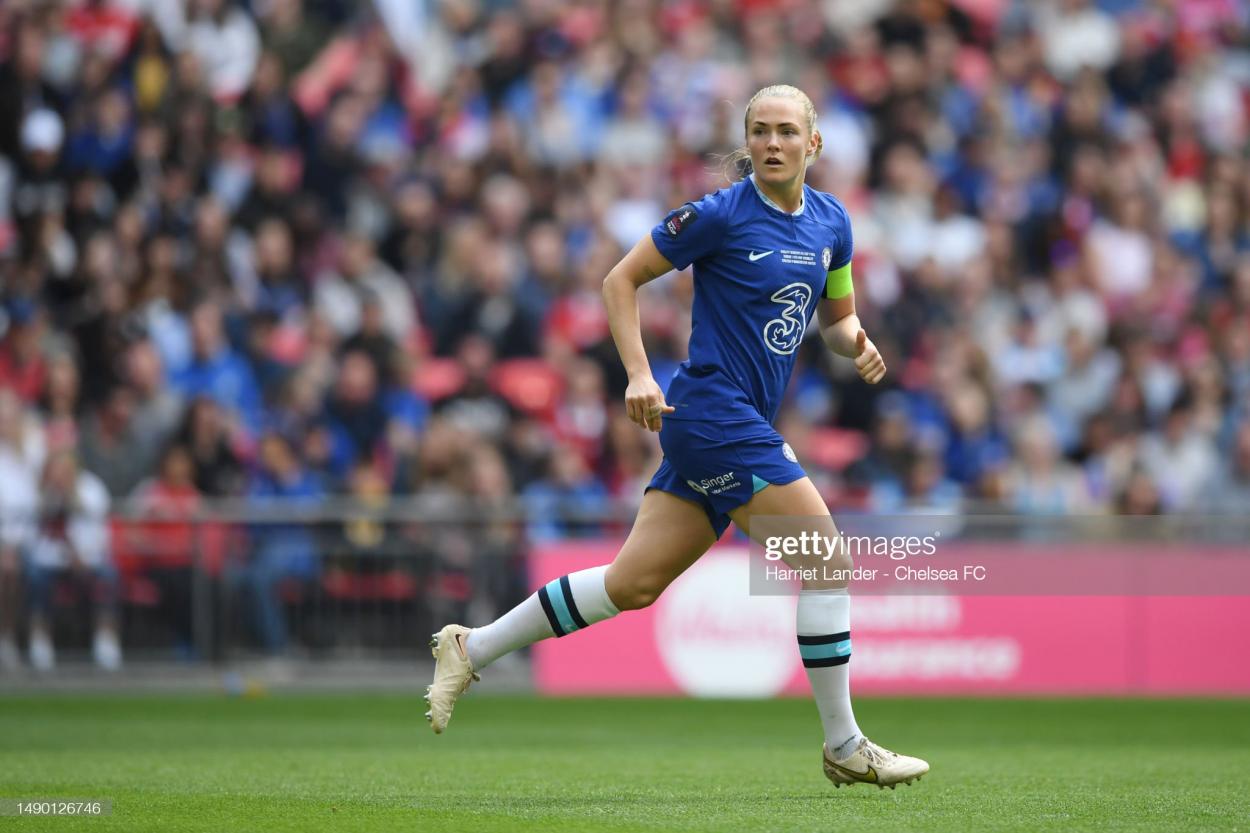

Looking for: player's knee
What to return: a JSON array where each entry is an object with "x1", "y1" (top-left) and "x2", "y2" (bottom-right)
[{"x1": 607, "y1": 574, "x2": 668, "y2": 611}]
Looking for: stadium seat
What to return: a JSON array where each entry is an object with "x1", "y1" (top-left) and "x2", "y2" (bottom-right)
[
  {"x1": 122, "y1": 575, "x2": 162, "y2": 608},
  {"x1": 489, "y1": 358, "x2": 563, "y2": 419},
  {"x1": 806, "y1": 427, "x2": 870, "y2": 472},
  {"x1": 412, "y1": 357, "x2": 467, "y2": 401},
  {"x1": 321, "y1": 568, "x2": 419, "y2": 602}
]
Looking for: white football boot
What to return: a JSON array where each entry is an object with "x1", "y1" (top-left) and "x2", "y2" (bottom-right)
[
  {"x1": 823, "y1": 737, "x2": 929, "y2": 789},
  {"x1": 424, "y1": 624, "x2": 480, "y2": 734}
]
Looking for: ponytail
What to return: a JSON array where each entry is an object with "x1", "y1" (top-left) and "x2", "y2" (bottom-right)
[{"x1": 716, "y1": 146, "x2": 753, "y2": 182}]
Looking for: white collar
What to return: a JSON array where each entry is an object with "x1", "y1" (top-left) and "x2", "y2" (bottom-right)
[{"x1": 750, "y1": 172, "x2": 805, "y2": 216}]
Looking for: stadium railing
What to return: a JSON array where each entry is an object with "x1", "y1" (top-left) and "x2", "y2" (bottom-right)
[{"x1": 6, "y1": 500, "x2": 1249, "y2": 666}]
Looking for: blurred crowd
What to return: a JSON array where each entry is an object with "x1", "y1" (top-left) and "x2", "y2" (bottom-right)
[{"x1": 2, "y1": 0, "x2": 1250, "y2": 664}]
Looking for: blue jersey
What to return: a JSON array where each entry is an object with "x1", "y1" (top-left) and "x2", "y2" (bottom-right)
[{"x1": 651, "y1": 175, "x2": 853, "y2": 425}]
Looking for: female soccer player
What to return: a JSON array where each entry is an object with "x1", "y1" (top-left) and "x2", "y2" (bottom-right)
[{"x1": 426, "y1": 84, "x2": 929, "y2": 789}]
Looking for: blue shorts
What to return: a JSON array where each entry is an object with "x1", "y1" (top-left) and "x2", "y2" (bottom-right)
[{"x1": 645, "y1": 415, "x2": 807, "y2": 538}]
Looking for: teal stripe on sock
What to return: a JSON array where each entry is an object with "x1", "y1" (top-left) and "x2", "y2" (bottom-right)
[
  {"x1": 798, "y1": 639, "x2": 851, "y2": 661},
  {"x1": 752, "y1": 474, "x2": 770, "y2": 493},
  {"x1": 544, "y1": 579, "x2": 579, "y2": 635}
]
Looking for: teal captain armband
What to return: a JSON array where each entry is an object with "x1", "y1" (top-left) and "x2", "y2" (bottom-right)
[{"x1": 824, "y1": 262, "x2": 853, "y2": 299}]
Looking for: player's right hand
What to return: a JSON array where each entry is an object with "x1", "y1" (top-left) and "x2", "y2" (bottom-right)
[{"x1": 625, "y1": 375, "x2": 675, "y2": 433}]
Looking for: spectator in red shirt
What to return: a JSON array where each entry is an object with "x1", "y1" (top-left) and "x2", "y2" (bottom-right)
[
  {"x1": 127, "y1": 444, "x2": 216, "y2": 657},
  {"x1": 0, "y1": 299, "x2": 47, "y2": 405}
]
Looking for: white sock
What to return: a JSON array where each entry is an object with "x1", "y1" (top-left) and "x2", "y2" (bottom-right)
[
  {"x1": 466, "y1": 565, "x2": 620, "y2": 670},
  {"x1": 797, "y1": 588, "x2": 862, "y2": 760}
]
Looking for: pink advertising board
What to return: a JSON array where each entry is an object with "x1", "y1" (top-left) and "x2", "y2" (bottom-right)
[{"x1": 530, "y1": 541, "x2": 1250, "y2": 696}]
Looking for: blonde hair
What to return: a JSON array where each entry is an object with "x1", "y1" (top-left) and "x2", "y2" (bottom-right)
[{"x1": 720, "y1": 85, "x2": 823, "y2": 181}]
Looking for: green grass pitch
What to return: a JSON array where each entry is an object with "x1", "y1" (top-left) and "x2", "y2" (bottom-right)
[{"x1": 1, "y1": 694, "x2": 1248, "y2": 832}]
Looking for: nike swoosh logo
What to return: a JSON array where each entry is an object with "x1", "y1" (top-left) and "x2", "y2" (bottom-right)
[
  {"x1": 748, "y1": 250, "x2": 774, "y2": 262},
  {"x1": 825, "y1": 755, "x2": 878, "y2": 783}
]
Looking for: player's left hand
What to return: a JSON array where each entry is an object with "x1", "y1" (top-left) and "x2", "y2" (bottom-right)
[{"x1": 854, "y1": 329, "x2": 886, "y2": 384}]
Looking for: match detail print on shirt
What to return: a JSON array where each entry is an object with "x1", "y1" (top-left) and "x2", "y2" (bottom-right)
[{"x1": 780, "y1": 249, "x2": 817, "y2": 265}]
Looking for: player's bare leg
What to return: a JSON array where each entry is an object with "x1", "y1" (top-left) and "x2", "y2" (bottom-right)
[
  {"x1": 602, "y1": 489, "x2": 717, "y2": 612},
  {"x1": 729, "y1": 477, "x2": 929, "y2": 788},
  {"x1": 426, "y1": 489, "x2": 715, "y2": 733}
]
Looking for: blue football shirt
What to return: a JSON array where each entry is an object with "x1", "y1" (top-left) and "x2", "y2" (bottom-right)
[{"x1": 650, "y1": 175, "x2": 854, "y2": 424}]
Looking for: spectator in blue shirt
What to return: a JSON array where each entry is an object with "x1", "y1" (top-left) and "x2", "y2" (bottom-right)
[
  {"x1": 232, "y1": 432, "x2": 323, "y2": 654},
  {"x1": 521, "y1": 443, "x2": 610, "y2": 542},
  {"x1": 170, "y1": 299, "x2": 263, "y2": 434}
]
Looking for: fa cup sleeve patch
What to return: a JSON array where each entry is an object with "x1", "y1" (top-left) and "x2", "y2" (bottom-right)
[{"x1": 664, "y1": 204, "x2": 699, "y2": 236}]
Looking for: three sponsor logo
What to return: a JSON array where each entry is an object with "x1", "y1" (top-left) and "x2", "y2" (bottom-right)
[{"x1": 762, "y1": 282, "x2": 812, "y2": 356}]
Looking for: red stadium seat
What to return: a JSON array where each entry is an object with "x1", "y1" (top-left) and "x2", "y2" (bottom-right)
[
  {"x1": 489, "y1": 358, "x2": 564, "y2": 419},
  {"x1": 431, "y1": 571, "x2": 472, "y2": 603},
  {"x1": 122, "y1": 575, "x2": 161, "y2": 608},
  {"x1": 412, "y1": 357, "x2": 467, "y2": 401},
  {"x1": 321, "y1": 568, "x2": 419, "y2": 602},
  {"x1": 806, "y1": 427, "x2": 870, "y2": 472}
]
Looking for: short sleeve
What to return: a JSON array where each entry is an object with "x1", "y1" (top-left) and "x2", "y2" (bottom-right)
[
  {"x1": 824, "y1": 205, "x2": 854, "y2": 299},
  {"x1": 650, "y1": 190, "x2": 728, "y2": 271},
  {"x1": 831, "y1": 209, "x2": 853, "y2": 271}
]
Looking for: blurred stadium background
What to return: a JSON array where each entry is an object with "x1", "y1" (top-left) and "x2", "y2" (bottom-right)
[{"x1": 0, "y1": 0, "x2": 1249, "y2": 693}]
